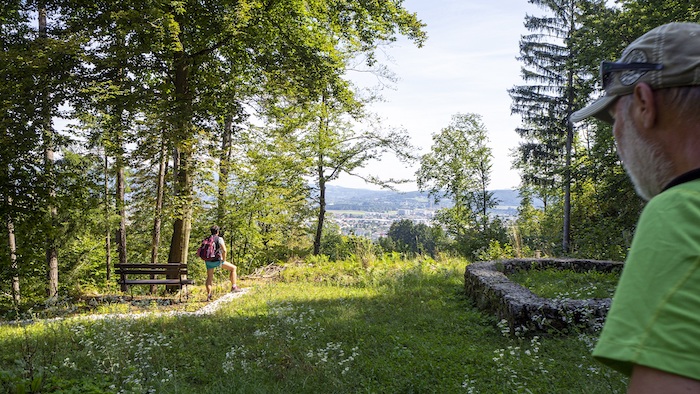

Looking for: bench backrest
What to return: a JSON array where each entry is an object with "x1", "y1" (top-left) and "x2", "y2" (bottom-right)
[{"x1": 114, "y1": 263, "x2": 188, "y2": 277}]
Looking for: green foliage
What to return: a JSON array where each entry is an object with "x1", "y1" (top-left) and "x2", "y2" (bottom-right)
[
  {"x1": 204, "y1": 126, "x2": 315, "y2": 270},
  {"x1": 616, "y1": 0, "x2": 700, "y2": 33},
  {"x1": 510, "y1": 0, "x2": 609, "y2": 254},
  {"x1": 514, "y1": 187, "x2": 567, "y2": 257},
  {"x1": 319, "y1": 222, "x2": 347, "y2": 261},
  {"x1": 567, "y1": 173, "x2": 640, "y2": 261},
  {"x1": 475, "y1": 240, "x2": 516, "y2": 262},
  {"x1": 510, "y1": 0, "x2": 584, "y2": 196},
  {"x1": 417, "y1": 113, "x2": 493, "y2": 207},
  {"x1": 380, "y1": 218, "x2": 446, "y2": 257},
  {"x1": 417, "y1": 113, "x2": 505, "y2": 258},
  {"x1": 1, "y1": 0, "x2": 428, "y2": 303}
]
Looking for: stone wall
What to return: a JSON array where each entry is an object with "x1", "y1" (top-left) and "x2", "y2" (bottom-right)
[{"x1": 464, "y1": 258, "x2": 623, "y2": 334}]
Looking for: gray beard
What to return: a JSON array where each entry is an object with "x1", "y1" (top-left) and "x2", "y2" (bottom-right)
[{"x1": 622, "y1": 127, "x2": 674, "y2": 201}]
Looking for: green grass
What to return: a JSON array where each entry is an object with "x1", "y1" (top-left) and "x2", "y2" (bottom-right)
[
  {"x1": 508, "y1": 267, "x2": 620, "y2": 300},
  {"x1": 0, "y1": 256, "x2": 627, "y2": 393}
]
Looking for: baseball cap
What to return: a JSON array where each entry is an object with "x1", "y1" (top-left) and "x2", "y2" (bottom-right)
[{"x1": 571, "y1": 22, "x2": 700, "y2": 123}]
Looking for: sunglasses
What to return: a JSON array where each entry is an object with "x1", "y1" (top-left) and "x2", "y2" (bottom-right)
[{"x1": 600, "y1": 61, "x2": 664, "y2": 90}]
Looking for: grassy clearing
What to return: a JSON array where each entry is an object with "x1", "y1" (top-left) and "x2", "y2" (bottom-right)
[
  {"x1": 508, "y1": 267, "x2": 620, "y2": 300},
  {"x1": 0, "y1": 256, "x2": 627, "y2": 393}
]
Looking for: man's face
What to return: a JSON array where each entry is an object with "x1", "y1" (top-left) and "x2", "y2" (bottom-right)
[{"x1": 609, "y1": 96, "x2": 673, "y2": 201}]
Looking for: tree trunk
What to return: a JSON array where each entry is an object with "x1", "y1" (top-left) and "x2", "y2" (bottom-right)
[
  {"x1": 313, "y1": 159, "x2": 326, "y2": 256},
  {"x1": 104, "y1": 153, "x2": 111, "y2": 280},
  {"x1": 563, "y1": 123, "x2": 572, "y2": 254},
  {"x1": 167, "y1": 146, "x2": 193, "y2": 266},
  {"x1": 166, "y1": 44, "x2": 195, "y2": 272},
  {"x1": 7, "y1": 197, "x2": 20, "y2": 304},
  {"x1": 46, "y1": 247, "x2": 58, "y2": 298},
  {"x1": 313, "y1": 102, "x2": 330, "y2": 257},
  {"x1": 562, "y1": 1, "x2": 576, "y2": 254},
  {"x1": 150, "y1": 135, "x2": 167, "y2": 293},
  {"x1": 217, "y1": 115, "x2": 234, "y2": 224},
  {"x1": 114, "y1": 45, "x2": 128, "y2": 268},
  {"x1": 168, "y1": 147, "x2": 184, "y2": 263},
  {"x1": 116, "y1": 162, "x2": 127, "y2": 266},
  {"x1": 167, "y1": 209, "x2": 191, "y2": 264},
  {"x1": 167, "y1": 50, "x2": 194, "y2": 267},
  {"x1": 167, "y1": 149, "x2": 193, "y2": 288},
  {"x1": 39, "y1": 2, "x2": 59, "y2": 299},
  {"x1": 480, "y1": 162, "x2": 489, "y2": 233},
  {"x1": 151, "y1": 135, "x2": 167, "y2": 264},
  {"x1": 0, "y1": 8, "x2": 20, "y2": 304}
]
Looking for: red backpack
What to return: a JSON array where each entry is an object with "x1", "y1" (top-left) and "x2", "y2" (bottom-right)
[{"x1": 197, "y1": 235, "x2": 222, "y2": 261}]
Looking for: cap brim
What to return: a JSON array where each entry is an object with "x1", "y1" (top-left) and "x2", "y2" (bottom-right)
[{"x1": 570, "y1": 95, "x2": 618, "y2": 124}]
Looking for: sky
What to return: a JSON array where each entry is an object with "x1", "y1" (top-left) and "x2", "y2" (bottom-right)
[{"x1": 337, "y1": 0, "x2": 541, "y2": 191}]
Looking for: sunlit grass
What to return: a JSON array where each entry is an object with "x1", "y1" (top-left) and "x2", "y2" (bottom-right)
[{"x1": 0, "y1": 256, "x2": 627, "y2": 393}]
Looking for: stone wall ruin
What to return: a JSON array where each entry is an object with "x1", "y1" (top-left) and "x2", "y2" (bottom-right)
[{"x1": 464, "y1": 258, "x2": 623, "y2": 334}]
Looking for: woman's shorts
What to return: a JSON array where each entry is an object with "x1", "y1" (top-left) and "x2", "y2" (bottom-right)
[{"x1": 205, "y1": 260, "x2": 223, "y2": 270}]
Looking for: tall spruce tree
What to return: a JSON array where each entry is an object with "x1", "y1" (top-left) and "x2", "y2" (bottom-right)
[
  {"x1": 509, "y1": 0, "x2": 600, "y2": 254},
  {"x1": 566, "y1": 1, "x2": 700, "y2": 259}
]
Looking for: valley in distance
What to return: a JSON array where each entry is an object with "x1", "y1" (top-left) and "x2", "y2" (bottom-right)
[{"x1": 324, "y1": 185, "x2": 537, "y2": 240}]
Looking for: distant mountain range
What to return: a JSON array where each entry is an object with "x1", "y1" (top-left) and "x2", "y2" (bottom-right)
[{"x1": 324, "y1": 185, "x2": 529, "y2": 212}]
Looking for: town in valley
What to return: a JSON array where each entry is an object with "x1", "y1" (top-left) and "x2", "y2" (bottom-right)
[{"x1": 324, "y1": 186, "x2": 524, "y2": 240}]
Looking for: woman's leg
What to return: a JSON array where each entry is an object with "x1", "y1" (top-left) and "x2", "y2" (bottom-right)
[
  {"x1": 221, "y1": 261, "x2": 238, "y2": 290},
  {"x1": 206, "y1": 268, "x2": 215, "y2": 299}
]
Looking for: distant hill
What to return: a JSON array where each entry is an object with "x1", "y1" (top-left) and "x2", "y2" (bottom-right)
[
  {"x1": 489, "y1": 189, "x2": 523, "y2": 207},
  {"x1": 324, "y1": 185, "x2": 534, "y2": 212}
]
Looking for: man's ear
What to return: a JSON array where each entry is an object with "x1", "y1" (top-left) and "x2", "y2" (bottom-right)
[{"x1": 632, "y1": 83, "x2": 657, "y2": 129}]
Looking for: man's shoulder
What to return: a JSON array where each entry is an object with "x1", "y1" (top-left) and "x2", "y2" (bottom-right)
[
  {"x1": 635, "y1": 179, "x2": 700, "y2": 245},
  {"x1": 646, "y1": 179, "x2": 700, "y2": 211}
]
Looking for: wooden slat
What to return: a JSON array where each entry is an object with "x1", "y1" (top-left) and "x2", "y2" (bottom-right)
[
  {"x1": 122, "y1": 279, "x2": 182, "y2": 285},
  {"x1": 114, "y1": 263, "x2": 185, "y2": 269},
  {"x1": 116, "y1": 269, "x2": 184, "y2": 275},
  {"x1": 114, "y1": 262, "x2": 194, "y2": 290},
  {"x1": 117, "y1": 279, "x2": 194, "y2": 284}
]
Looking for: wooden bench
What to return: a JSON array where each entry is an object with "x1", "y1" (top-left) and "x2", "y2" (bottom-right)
[{"x1": 115, "y1": 263, "x2": 194, "y2": 298}]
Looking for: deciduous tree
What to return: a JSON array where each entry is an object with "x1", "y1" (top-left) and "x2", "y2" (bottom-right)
[{"x1": 417, "y1": 113, "x2": 500, "y2": 257}]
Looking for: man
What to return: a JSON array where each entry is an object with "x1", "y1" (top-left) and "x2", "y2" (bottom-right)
[
  {"x1": 204, "y1": 225, "x2": 241, "y2": 301},
  {"x1": 571, "y1": 22, "x2": 700, "y2": 393}
]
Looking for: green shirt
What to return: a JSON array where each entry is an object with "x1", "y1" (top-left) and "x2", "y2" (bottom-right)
[{"x1": 593, "y1": 178, "x2": 700, "y2": 380}]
